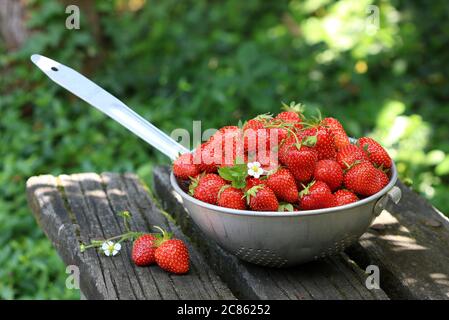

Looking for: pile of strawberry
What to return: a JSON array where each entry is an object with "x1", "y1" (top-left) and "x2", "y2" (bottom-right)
[
  {"x1": 173, "y1": 103, "x2": 392, "y2": 211},
  {"x1": 131, "y1": 227, "x2": 189, "y2": 274}
]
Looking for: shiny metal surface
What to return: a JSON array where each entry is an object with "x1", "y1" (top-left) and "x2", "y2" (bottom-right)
[
  {"x1": 30, "y1": 54, "x2": 188, "y2": 160},
  {"x1": 170, "y1": 164, "x2": 401, "y2": 267}
]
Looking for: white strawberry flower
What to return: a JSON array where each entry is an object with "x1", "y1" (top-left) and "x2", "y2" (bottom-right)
[
  {"x1": 247, "y1": 161, "x2": 264, "y2": 178},
  {"x1": 101, "y1": 241, "x2": 121, "y2": 256}
]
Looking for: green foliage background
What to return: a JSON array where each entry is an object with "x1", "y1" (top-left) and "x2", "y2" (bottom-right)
[{"x1": 1, "y1": 0, "x2": 448, "y2": 299}]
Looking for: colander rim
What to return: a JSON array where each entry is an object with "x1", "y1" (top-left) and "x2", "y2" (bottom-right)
[{"x1": 170, "y1": 161, "x2": 398, "y2": 217}]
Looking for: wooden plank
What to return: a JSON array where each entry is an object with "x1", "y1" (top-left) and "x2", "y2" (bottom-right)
[
  {"x1": 152, "y1": 166, "x2": 388, "y2": 300},
  {"x1": 27, "y1": 173, "x2": 235, "y2": 300},
  {"x1": 27, "y1": 175, "x2": 111, "y2": 299},
  {"x1": 346, "y1": 181, "x2": 449, "y2": 300}
]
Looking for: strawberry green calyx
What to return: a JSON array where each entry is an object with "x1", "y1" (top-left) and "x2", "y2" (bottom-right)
[
  {"x1": 152, "y1": 226, "x2": 173, "y2": 247},
  {"x1": 298, "y1": 181, "x2": 315, "y2": 198},
  {"x1": 218, "y1": 184, "x2": 231, "y2": 199},
  {"x1": 281, "y1": 101, "x2": 305, "y2": 116},
  {"x1": 302, "y1": 135, "x2": 317, "y2": 147},
  {"x1": 343, "y1": 160, "x2": 362, "y2": 173},
  {"x1": 299, "y1": 108, "x2": 323, "y2": 128},
  {"x1": 278, "y1": 202, "x2": 294, "y2": 212},
  {"x1": 188, "y1": 172, "x2": 204, "y2": 196},
  {"x1": 253, "y1": 113, "x2": 273, "y2": 122},
  {"x1": 188, "y1": 177, "x2": 199, "y2": 196},
  {"x1": 261, "y1": 168, "x2": 276, "y2": 178},
  {"x1": 244, "y1": 185, "x2": 263, "y2": 205},
  {"x1": 374, "y1": 163, "x2": 390, "y2": 174},
  {"x1": 242, "y1": 113, "x2": 272, "y2": 129},
  {"x1": 360, "y1": 142, "x2": 369, "y2": 153}
]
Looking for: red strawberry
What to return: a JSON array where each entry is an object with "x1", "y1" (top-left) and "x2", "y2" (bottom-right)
[
  {"x1": 245, "y1": 185, "x2": 279, "y2": 211},
  {"x1": 209, "y1": 125, "x2": 241, "y2": 145},
  {"x1": 336, "y1": 144, "x2": 369, "y2": 170},
  {"x1": 245, "y1": 128, "x2": 272, "y2": 153},
  {"x1": 245, "y1": 130, "x2": 281, "y2": 172},
  {"x1": 154, "y1": 227, "x2": 189, "y2": 274},
  {"x1": 215, "y1": 125, "x2": 240, "y2": 135},
  {"x1": 281, "y1": 144, "x2": 318, "y2": 183},
  {"x1": 266, "y1": 168, "x2": 299, "y2": 203},
  {"x1": 321, "y1": 117, "x2": 350, "y2": 150},
  {"x1": 243, "y1": 115, "x2": 276, "y2": 155},
  {"x1": 344, "y1": 162, "x2": 389, "y2": 196},
  {"x1": 300, "y1": 180, "x2": 332, "y2": 195},
  {"x1": 189, "y1": 173, "x2": 226, "y2": 204},
  {"x1": 376, "y1": 169, "x2": 390, "y2": 188},
  {"x1": 250, "y1": 149, "x2": 280, "y2": 172},
  {"x1": 314, "y1": 159, "x2": 344, "y2": 191},
  {"x1": 274, "y1": 113, "x2": 303, "y2": 131},
  {"x1": 278, "y1": 134, "x2": 296, "y2": 164},
  {"x1": 193, "y1": 142, "x2": 218, "y2": 173},
  {"x1": 358, "y1": 137, "x2": 392, "y2": 169},
  {"x1": 270, "y1": 127, "x2": 288, "y2": 143},
  {"x1": 275, "y1": 111, "x2": 301, "y2": 123},
  {"x1": 300, "y1": 193, "x2": 337, "y2": 210},
  {"x1": 203, "y1": 126, "x2": 245, "y2": 167},
  {"x1": 275, "y1": 102, "x2": 304, "y2": 129},
  {"x1": 173, "y1": 153, "x2": 200, "y2": 179},
  {"x1": 245, "y1": 177, "x2": 264, "y2": 190},
  {"x1": 217, "y1": 186, "x2": 246, "y2": 210},
  {"x1": 334, "y1": 189, "x2": 358, "y2": 206},
  {"x1": 132, "y1": 234, "x2": 157, "y2": 266},
  {"x1": 299, "y1": 180, "x2": 336, "y2": 210},
  {"x1": 301, "y1": 126, "x2": 336, "y2": 160},
  {"x1": 243, "y1": 117, "x2": 267, "y2": 132}
]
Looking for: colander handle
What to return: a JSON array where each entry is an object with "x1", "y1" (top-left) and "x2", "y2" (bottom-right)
[
  {"x1": 373, "y1": 186, "x2": 402, "y2": 216},
  {"x1": 30, "y1": 54, "x2": 190, "y2": 160}
]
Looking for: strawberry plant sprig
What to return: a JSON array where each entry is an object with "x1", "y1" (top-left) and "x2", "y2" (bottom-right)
[
  {"x1": 218, "y1": 159, "x2": 249, "y2": 189},
  {"x1": 79, "y1": 211, "x2": 144, "y2": 255}
]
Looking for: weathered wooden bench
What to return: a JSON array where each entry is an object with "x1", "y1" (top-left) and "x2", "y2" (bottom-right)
[{"x1": 26, "y1": 166, "x2": 449, "y2": 300}]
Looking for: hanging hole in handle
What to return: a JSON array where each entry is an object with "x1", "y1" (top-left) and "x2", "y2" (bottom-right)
[{"x1": 51, "y1": 66, "x2": 59, "y2": 71}]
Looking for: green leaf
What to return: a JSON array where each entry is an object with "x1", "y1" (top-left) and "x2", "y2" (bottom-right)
[{"x1": 218, "y1": 163, "x2": 248, "y2": 189}]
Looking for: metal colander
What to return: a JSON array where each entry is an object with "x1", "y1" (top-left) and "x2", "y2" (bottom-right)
[{"x1": 171, "y1": 167, "x2": 401, "y2": 267}]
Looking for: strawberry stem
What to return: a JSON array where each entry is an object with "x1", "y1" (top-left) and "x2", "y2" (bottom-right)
[
  {"x1": 79, "y1": 211, "x2": 147, "y2": 253},
  {"x1": 152, "y1": 225, "x2": 172, "y2": 246},
  {"x1": 80, "y1": 231, "x2": 144, "y2": 252}
]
